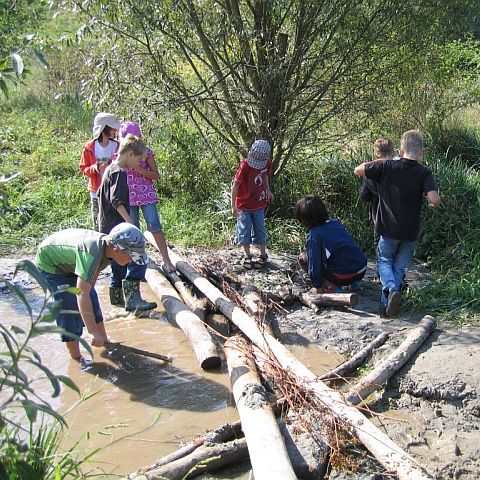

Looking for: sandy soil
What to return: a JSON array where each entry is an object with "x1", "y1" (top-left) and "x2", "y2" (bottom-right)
[
  {"x1": 180, "y1": 247, "x2": 480, "y2": 480},
  {"x1": 1, "y1": 251, "x2": 479, "y2": 479}
]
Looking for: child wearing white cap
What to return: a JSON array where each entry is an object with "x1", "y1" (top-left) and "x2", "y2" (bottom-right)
[
  {"x1": 79, "y1": 112, "x2": 121, "y2": 230},
  {"x1": 231, "y1": 139, "x2": 274, "y2": 269}
]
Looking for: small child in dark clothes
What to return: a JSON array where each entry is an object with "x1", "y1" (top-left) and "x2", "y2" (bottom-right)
[
  {"x1": 98, "y1": 134, "x2": 157, "y2": 312},
  {"x1": 359, "y1": 138, "x2": 395, "y2": 247},
  {"x1": 295, "y1": 195, "x2": 367, "y2": 293}
]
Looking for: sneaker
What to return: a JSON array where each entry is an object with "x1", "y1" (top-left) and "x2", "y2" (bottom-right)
[{"x1": 385, "y1": 290, "x2": 402, "y2": 317}]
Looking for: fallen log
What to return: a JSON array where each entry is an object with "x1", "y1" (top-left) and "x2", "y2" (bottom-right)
[
  {"x1": 105, "y1": 342, "x2": 172, "y2": 363},
  {"x1": 224, "y1": 335, "x2": 297, "y2": 480},
  {"x1": 133, "y1": 421, "x2": 243, "y2": 476},
  {"x1": 144, "y1": 264, "x2": 221, "y2": 370},
  {"x1": 167, "y1": 249, "x2": 432, "y2": 480},
  {"x1": 301, "y1": 291, "x2": 359, "y2": 307},
  {"x1": 318, "y1": 332, "x2": 389, "y2": 382},
  {"x1": 144, "y1": 231, "x2": 208, "y2": 321},
  {"x1": 128, "y1": 438, "x2": 248, "y2": 480},
  {"x1": 346, "y1": 316, "x2": 437, "y2": 405}
]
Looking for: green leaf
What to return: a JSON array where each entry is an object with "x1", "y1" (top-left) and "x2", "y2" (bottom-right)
[
  {"x1": 12, "y1": 54, "x2": 24, "y2": 76},
  {"x1": 57, "y1": 375, "x2": 80, "y2": 395},
  {"x1": 21, "y1": 399, "x2": 38, "y2": 423},
  {"x1": 0, "y1": 79, "x2": 9, "y2": 99},
  {"x1": 0, "y1": 460, "x2": 7, "y2": 480},
  {"x1": 21, "y1": 399, "x2": 67, "y2": 426},
  {"x1": 30, "y1": 325, "x2": 65, "y2": 337},
  {"x1": 10, "y1": 325, "x2": 25, "y2": 335},
  {"x1": 14, "y1": 260, "x2": 52, "y2": 296},
  {"x1": 27, "y1": 359, "x2": 61, "y2": 398},
  {"x1": 33, "y1": 48, "x2": 49, "y2": 68}
]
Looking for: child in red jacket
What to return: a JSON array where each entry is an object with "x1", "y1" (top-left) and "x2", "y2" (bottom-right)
[{"x1": 79, "y1": 112, "x2": 121, "y2": 230}]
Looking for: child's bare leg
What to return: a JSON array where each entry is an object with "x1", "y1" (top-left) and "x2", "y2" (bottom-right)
[
  {"x1": 152, "y1": 231, "x2": 175, "y2": 272},
  {"x1": 259, "y1": 244, "x2": 267, "y2": 258},
  {"x1": 242, "y1": 245, "x2": 251, "y2": 257},
  {"x1": 66, "y1": 340, "x2": 81, "y2": 359}
]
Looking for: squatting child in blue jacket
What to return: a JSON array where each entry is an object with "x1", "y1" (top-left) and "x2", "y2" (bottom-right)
[{"x1": 296, "y1": 195, "x2": 367, "y2": 293}]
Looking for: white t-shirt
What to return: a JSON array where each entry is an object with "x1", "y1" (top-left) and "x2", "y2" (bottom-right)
[{"x1": 90, "y1": 140, "x2": 117, "y2": 198}]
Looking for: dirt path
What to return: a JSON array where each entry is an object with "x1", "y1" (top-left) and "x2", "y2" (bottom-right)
[{"x1": 182, "y1": 247, "x2": 480, "y2": 480}]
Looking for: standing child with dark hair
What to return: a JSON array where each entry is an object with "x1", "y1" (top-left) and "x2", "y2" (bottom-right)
[
  {"x1": 354, "y1": 130, "x2": 441, "y2": 316},
  {"x1": 231, "y1": 139, "x2": 274, "y2": 269},
  {"x1": 359, "y1": 138, "x2": 395, "y2": 247},
  {"x1": 118, "y1": 121, "x2": 175, "y2": 273},
  {"x1": 295, "y1": 195, "x2": 367, "y2": 293},
  {"x1": 79, "y1": 112, "x2": 121, "y2": 231},
  {"x1": 98, "y1": 134, "x2": 157, "y2": 312}
]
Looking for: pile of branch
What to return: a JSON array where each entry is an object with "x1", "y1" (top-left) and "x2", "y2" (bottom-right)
[{"x1": 136, "y1": 246, "x2": 437, "y2": 480}]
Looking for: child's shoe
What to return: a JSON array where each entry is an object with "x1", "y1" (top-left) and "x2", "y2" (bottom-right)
[
  {"x1": 385, "y1": 290, "x2": 402, "y2": 317},
  {"x1": 242, "y1": 256, "x2": 253, "y2": 269}
]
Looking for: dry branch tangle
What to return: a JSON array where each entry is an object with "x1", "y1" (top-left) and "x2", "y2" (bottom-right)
[{"x1": 167, "y1": 249, "x2": 433, "y2": 480}]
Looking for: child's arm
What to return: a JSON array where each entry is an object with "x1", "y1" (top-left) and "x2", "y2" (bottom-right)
[
  {"x1": 116, "y1": 204, "x2": 133, "y2": 224},
  {"x1": 265, "y1": 175, "x2": 274, "y2": 204},
  {"x1": 231, "y1": 181, "x2": 240, "y2": 217},
  {"x1": 307, "y1": 237, "x2": 325, "y2": 289},
  {"x1": 132, "y1": 155, "x2": 160, "y2": 181},
  {"x1": 76, "y1": 277, "x2": 107, "y2": 346},
  {"x1": 426, "y1": 190, "x2": 441, "y2": 207}
]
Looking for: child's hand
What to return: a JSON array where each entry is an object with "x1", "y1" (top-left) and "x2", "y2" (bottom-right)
[
  {"x1": 232, "y1": 206, "x2": 239, "y2": 218},
  {"x1": 266, "y1": 191, "x2": 274, "y2": 204},
  {"x1": 162, "y1": 261, "x2": 176, "y2": 273},
  {"x1": 90, "y1": 332, "x2": 105, "y2": 347},
  {"x1": 97, "y1": 161, "x2": 109, "y2": 173}
]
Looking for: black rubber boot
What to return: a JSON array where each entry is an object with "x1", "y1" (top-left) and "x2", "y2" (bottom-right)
[
  {"x1": 109, "y1": 287, "x2": 124, "y2": 307},
  {"x1": 122, "y1": 279, "x2": 157, "y2": 312}
]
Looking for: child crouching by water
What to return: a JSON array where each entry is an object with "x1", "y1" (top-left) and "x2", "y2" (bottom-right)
[{"x1": 295, "y1": 195, "x2": 367, "y2": 293}]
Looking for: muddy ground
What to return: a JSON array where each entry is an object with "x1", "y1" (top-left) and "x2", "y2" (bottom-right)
[
  {"x1": 175, "y1": 246, "x2": 480, "y2": 480},
  {"x1": 1, "y1": 250, "x2": 479, "y2": 479}
]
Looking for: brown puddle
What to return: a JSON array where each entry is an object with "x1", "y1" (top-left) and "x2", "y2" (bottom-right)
[{"x1": 0, "y1": 277, "x2": 343, "y2": 478}]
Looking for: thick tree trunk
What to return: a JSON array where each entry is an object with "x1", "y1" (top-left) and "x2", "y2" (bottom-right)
[
  {"x1": 128, "y1": 438, "x2": 248, "y2": 480},
  {"x1": 301, "y1": 292, "x2": 359, "y2": 307},
  {"x1": 318, "y1": 332, "x2": 389, "y2": 381},
  {"x1": 224, "y1": 335, "x2": 297, "y2": 480},
  {"x1": 144, "y1": 265, "x2": 221, "y2": 370},
  {"x1": 167, "y1": 250, "x2": 432, "y2": 480},
  {"x1": 346, "y1": 316, "x2": 437, "y2": 405}
]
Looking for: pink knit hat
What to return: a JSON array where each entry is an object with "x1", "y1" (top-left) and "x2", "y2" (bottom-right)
[{"x1": 119, "y1": 121, "x2": 142, "y2": 140}]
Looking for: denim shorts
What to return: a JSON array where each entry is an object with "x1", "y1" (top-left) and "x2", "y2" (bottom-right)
[
  {"x1": 41, "y1": 270, "x2": 103, "y2": 342},
  {"x1": 130, "y1": 203, "x2": 163, "y2": 232},
  {"x1": 236, "y1": 209, "x2": 267, "y2": 245}
]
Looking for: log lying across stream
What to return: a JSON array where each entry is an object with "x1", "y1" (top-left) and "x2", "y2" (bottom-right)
[
  {"x1": 144, "y1": 263, "x2": 221, "y2": 370},
  {"x1": 167, "y1": 249, "x2": 433, "y2": 480},
  {"x1": 301, "y1": 291, "x2": 359, "y2": 308},
  {"x1": 224, "y1": 335, "x2": 297, "y2": 480}
]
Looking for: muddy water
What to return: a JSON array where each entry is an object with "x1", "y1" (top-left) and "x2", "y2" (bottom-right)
[{"x1": 0, "y1": 276, "x2": 342, "y2": 478}]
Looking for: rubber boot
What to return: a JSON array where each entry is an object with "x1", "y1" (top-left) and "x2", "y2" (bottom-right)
[
  {"x1": 122, "y1": 279, "x2": 157, "y2": 312},
  {"x1": 109, "y1": 287, "x2": 124, "y2": 307}
]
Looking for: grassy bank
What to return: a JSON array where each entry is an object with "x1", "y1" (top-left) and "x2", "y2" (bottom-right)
[{"x1": 1, "y1": 88, "x2": 479, "y2": 324}]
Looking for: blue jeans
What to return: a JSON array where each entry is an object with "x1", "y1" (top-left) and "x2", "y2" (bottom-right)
[
  {"x1": 41, "y1": 270, "x2": 103, "y2": 342},
  {"x1": 110, "y1": 261, "x2": 147, "y2": 288},
  {"x1": 130, "y1": 203, "x2": 163, "y2": 232},
  {"x1": 236, "y1": 209, "x2": 267, "y2": 246},
  {"x1": 377, "y1": 236, "x2": 416, "y2": 306},
  {"x1": 107, "y1": 220, "x2": 148, "y2": 288}
]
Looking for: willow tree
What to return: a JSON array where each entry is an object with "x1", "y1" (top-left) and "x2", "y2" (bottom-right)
[{"x1": 74, "y1": 0, "x2": 473, "y2": 174}]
